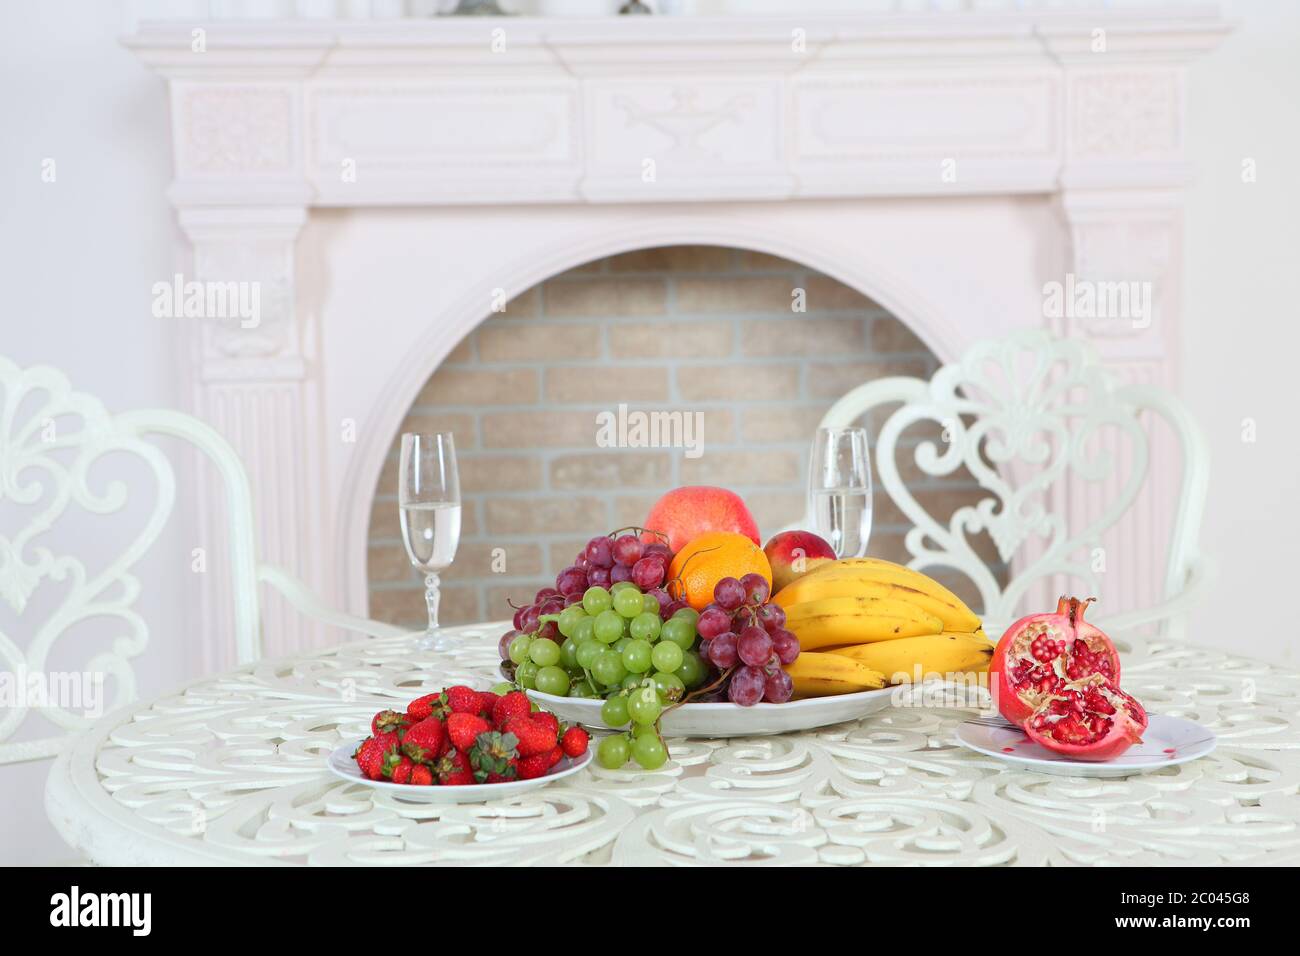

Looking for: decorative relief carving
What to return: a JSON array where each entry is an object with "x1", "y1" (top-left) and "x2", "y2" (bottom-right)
[
  {"x1": 191, "y1": 238, "x2": 296, "y2": 365},
  {"x1": 1070, "y1": 72, "x2": 1180, "y2": 159},
  {"x1": 196, "y1": 281, "x2": 292, "y2": 362},
  {"x1": 1073, "y1": 218, "x2": 1174, "y2": 282},
  {"x1": 588, "y1": 80, "x2": 780, "y2": 173},
  {"x1": 611, "y1": 88, "x2": 757, "y2": 161},
  {"x1": 180, "y1": 86, "x2": 294, "y2": 174},
  {"x1": 1064, "y1": 215, "x2": 1176, "y2": 340}
]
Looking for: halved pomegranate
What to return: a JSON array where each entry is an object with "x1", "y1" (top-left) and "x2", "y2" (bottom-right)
[
  {"x1": 990, "y1": 596, "x2": 1121, "y2": 726},
  {"x1": 1023, "y1": 673, "x2": 1147, "y2": 761}
]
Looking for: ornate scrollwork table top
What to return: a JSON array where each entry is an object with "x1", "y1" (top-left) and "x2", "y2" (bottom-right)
[{"x1": 44, "y1": 623, "x2": 1300, "y2": 866}]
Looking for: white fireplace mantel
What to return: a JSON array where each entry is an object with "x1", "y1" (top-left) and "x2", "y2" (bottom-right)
[
  {"x1": 127, "y1": 11, "x2": 1229, "y2": 205},
  {"x1": 122, "y1": 9, "x2": 1229, "y2": 662}
]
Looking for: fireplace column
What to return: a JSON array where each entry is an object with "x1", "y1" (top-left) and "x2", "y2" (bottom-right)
[
  {"x1": 1050, "y1": 57, "x2": 1194, "y2": 618},
  {"x1": 177, "y1": 205, "x2": 330, "y2": 666},
  {"x1": 151, "y1": 59, "x2": 334, "y2": 664}
]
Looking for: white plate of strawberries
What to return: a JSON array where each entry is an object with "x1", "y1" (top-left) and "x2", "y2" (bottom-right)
[{"x1": 328, "y1": 686, "x2": 593, "y2": 803}]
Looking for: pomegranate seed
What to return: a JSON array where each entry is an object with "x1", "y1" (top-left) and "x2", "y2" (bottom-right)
[{"x1": 1030, "y1": 633, "x2": 1062, "y2": 663}]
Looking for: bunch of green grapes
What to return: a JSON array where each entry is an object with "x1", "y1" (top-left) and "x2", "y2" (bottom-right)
[
  {"x1": 506, "y1": 581, "x2": 703, "y2": 771},
  {"x1": 509, "y1": 583, "x2": 704, "y2": 698}
]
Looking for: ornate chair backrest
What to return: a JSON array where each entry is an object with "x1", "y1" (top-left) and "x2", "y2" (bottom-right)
[
  {"x1": 0, "y1": 358, "x2": 261, "y2": 764},
  {"x1": 819, "y1": 331, "x2": 1210, "y2": 639}
]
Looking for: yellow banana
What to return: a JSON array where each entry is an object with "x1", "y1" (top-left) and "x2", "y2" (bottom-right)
[
  {"x1": 828, "y1": 631, "x2": 994, "y2": 684},
  {"x1": 774, "y1": 573, "x2": 929, "y2": 609},
  {"x1": 777, "y1": 559, "x2": 982, "y2": 633},
  {"x1": 820, "y1": 558, "x2": 977, "y2": 613},
  {"x1": 775, "y1": 571, "x2": 977, "y2": 633},
  {"x1": 783, "y1": 596, "x2": 944, "y2": 650},
  {"x1": 785, "y1": 652, "x2": 886, "y2": 698},
  {"x1": 807, "y1": 567, "x2": 974, "y2": 619}
]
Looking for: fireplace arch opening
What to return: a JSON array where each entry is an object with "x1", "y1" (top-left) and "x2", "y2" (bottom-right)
[{"x1": 361, "y1": 243, "x2": 1005, "y2": 629}]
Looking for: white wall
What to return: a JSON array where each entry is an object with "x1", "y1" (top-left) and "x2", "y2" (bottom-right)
[
  {"x1": 0, "y1": 0, "x2": 1296, "y2": 865},
  {"x1": 1184, "y1": 0, "x2": 1300, "y2": 666}
]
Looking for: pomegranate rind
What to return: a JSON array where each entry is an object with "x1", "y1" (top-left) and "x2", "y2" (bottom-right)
[{"x1": 990, "y1": 596, "x2": 1122, "y2": 726}]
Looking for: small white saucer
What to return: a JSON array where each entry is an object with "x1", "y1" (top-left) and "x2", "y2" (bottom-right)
[
  {"x1": 955, "y1": 714, "x2": 1216, "y2": 778},
  {"x1": 327, "y1": 740, "x2": 592, "y2": 802}
]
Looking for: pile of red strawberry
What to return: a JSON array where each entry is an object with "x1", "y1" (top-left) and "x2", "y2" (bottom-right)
[{"x1": 352, "y1": 686, "x2": 590, "y2": 786}]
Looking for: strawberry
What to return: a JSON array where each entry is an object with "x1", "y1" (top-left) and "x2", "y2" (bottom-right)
[
  {"x1": 354, "y1": 737, "x2": 389, "y2": 781},
  {"x1": 406, "y1": 693, "x2": 440, "y2": 722},
  {"x1": 517, "y1": 752, "x2": 551, "y2": 780},
  {"x1": 372, "y1": 727, "x2": 403, "y2": 757},
  {"x1": 410, "y1": 764, "x2": 434, "y2": 786},
  {"x1": 372, "y1": 709, "x2": 412, "y2": 736},
  {"x1": 561, "y1": 726, "x2": 590, "y2": 758},
  {"x1": 442, "y1": 686, "x2": 482, "y2": 716},
  {"x1": 401, "y1": 717, "x2": 447, "y2": 764},
  {"x1": 546, "y1": 745, "x2": 563, "y2": 769},
  {"x1": 382, "y1": 751, "x2": 414, "y2": 784},
  {"x1": 370, "y1": 711, "x2": 411, "y2": 760},
  {"x1": 506, "y1": 715, "x2": 557, "y2": 758},
  {"x1": 447, "y1": 713, "x2": 492, "y2": 752},
  {"x1": 469, "y1": 730, "x2": 519, "y2": 783},
  {"x1": 492, "y1": 691, "x2": 531, "y2": 729},
  {"x1": 435, "y1": 750, "x2": 474, "y2": 786},
  {"x1": 477, "y1": 691, "x2": 499, "y2": 717},
  {"x1": 531, "y1": 711, "x2": 560, "y2": 739},
  {"x1": 371, "y1": 712, "x2": 410, "y2": 733}
]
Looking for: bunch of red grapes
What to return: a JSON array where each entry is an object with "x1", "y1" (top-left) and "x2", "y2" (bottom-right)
[
  {"x1": 573, "y1": 530, "x2": 686, "y2": 615},
  {"x1": 498, "y1": 530, "x2": 685, "y2": 658},
  {"x1": 696, "y1": 574, "x2": 801, "y2": 705}
]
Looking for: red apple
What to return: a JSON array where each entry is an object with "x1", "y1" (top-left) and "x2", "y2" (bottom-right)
[
  {"x1": 764, "y1": 530, "x2": 836, "y2": 593},
  {"x1": 641, "y1": 486, "x2": 760, "y2": 554}
]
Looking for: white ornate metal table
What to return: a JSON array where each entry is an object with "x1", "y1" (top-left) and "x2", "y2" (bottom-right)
[{"x1": 45, "y1": 622, "x2": 1300, "y2": 866}]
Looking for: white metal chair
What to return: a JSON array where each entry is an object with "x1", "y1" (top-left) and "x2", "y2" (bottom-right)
[
  {"x1": 0, "y1": 356, "x2": 404, "y2": 766},
  {"x1": 804, "y1": 330, "x2": 1211, "y2": 642}
]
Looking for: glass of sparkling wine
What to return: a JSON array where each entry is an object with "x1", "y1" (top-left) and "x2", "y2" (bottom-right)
[
  {"x1": 809, "y1": 426, "x2": 873, "y2": 558},
  {"x1": 399, "y1": 432, "x2": 461, "y2": 652}
]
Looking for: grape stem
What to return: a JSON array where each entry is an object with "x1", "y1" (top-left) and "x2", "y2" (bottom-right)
[
  {"x1": 606, "y1": 526, "x2": 670, "y2": 544},
  {"x1": 669, "y1": 665, "x2": 736, "y2": 711}
]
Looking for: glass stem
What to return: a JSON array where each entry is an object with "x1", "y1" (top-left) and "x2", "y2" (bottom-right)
[{"x1": 424, "y1": 571, "x2": 441, "y2": 634}]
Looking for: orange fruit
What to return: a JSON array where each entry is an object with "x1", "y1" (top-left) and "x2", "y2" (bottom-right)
[{"x1": 667, "y1": 532, "x2": 773, "y2": 611}]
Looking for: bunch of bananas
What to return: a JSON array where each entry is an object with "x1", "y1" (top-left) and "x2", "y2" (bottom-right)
[{"x1": 774, "y1": 558, "x2": 992, "y2": 698}]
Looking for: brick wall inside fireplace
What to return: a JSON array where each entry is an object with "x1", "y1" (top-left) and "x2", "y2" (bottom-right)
[{"x1": 366, "y1": 245, "x2": 1002, "y2": 629}]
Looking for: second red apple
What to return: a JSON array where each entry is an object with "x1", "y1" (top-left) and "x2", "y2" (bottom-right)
[{"x1": 763, "y1": 530, "x2": 837, "y2": 593}]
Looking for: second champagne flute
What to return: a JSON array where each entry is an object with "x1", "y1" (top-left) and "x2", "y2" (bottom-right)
[
  {"x1": 399, "y1": 432, "x2": 461, "y2": 652},
  {"x1": 809, "y1": 426, "x2": 873, "y2": 559}
]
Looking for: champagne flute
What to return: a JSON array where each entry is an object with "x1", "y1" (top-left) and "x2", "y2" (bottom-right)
[
  {"x1": 398, "y1": 432, "x2": 461, "y2": 652},
  {"x1": 809, "y1": 426, "x2": 873, "y2": 558}
]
